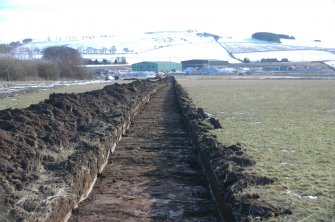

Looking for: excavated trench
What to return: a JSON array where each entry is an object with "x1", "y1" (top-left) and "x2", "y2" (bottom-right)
[
  {"x1": 0, "y1": 77, "x2": 288, "y2": 222},
  {"x1": 69, "y1": 80, "x2": 221, "y2": 222}
]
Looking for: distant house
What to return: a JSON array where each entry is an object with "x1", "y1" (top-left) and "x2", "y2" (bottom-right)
[
  {"x1": 181, "y1": 59, "x2": 228, "y2": 70},
  {"x1": 131, "y1": 61, "x2": 182, "y2": 72}
]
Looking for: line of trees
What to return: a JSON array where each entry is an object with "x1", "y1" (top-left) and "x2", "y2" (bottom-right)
[
  {"x1": 0, "y1": 45, "x2": 90, "y2": 81},
  {"x1": 83, "y1": 56, "x2": 127, "y2": 65},
  {"x1": 77, "y1": 46, "x2": 131, "y2": 55},
  {"x1": 252, "y1": 32, "x2": 295, "y2": 43}
]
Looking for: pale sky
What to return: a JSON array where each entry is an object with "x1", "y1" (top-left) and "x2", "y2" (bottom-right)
[{"x1": 0, "y1": 0, "x2": 334, "y2": 42}]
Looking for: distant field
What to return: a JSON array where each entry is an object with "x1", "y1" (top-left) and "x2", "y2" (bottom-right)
[
  {"x1": 219, "y1": 42, "x2": 313, "y2": 54},
  {"x1": 234, "y1": 50, "x2": 335, "y2": 63},
  {"x1": 219, "y1": 41, "x2": 335, "y2": 62},
  {"x1": 0, "y1": 82, "x2": 123, "y2": 110},
  {"x1": 177, "y1": 77, "x2": 335, "y2": 221}
]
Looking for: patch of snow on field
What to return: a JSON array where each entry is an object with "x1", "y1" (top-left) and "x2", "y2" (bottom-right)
[
  {"x1": 125, "y1": 41, "x2": 240, "y2": 64},
  {"x1": 286, "y1": 190, "x2": 302, "y2": 198},
  {"x1": 280, "y1": 38, "x2": 335, "y2": 49},
  {"x1": 224, "y1": 36, "x2": 335, "y2": 49},
  {"x1": 325, "y1": 61, "x2": 335, "y2": 68},
  {"x1": 219, "y1": 36, "x2": 335, "y2": 57},
  {"x1": 234, "y1": 50, "x2": 335, "y2": 62},
  {"x1": 286, "y1": 190, "x2": 319, "y2": 200},
  {"x1": 0, "y1": 80, "x2": 110, "y2": 95},
  {"x1": 14, "y1": 30, "x2": 335, "y2": 63},
  {"x1": 19, "y1": 30, "x2": 241, "y2": 63},
  {"x1": 22, "y1": 31, "x2": 213, "y2": 55}
]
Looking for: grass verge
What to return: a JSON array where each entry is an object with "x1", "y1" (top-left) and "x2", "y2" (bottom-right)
[
  {"x1": 177, "y1": 77, "x2": 335, "y2": 221},
  {"x1": 0, "y1": 81, "x2": 130, "y2": 110}
]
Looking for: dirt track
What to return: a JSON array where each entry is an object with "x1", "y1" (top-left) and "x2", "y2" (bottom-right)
[{"x1": 69, "y1": 82, "x2": 222, "y2": 221}]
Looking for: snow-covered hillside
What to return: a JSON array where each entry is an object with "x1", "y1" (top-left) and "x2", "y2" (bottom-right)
[
  {"x1": 219, "y1": 37, "x2": 335, "y2": 62},
  {"x1": 17, "y1": 30, "x2": 239, "y2": 63},
  {"x1": 15, "y1": 30, "x2": 335, "y2": 64}
]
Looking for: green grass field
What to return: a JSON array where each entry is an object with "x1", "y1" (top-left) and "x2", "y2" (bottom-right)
[
  {"x1": 177, "y1": 77, "x2": 335, "y2": 221},
  {"x1": 0, "y1": 81, "x2": 131, "y2": 110}
]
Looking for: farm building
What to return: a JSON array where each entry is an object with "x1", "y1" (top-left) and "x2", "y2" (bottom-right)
[
  {"x1": 260, "y1": 58, "x2": 289, "y2": 63},
  {"x1": 181, "y1": 59, "x2": 229, "y2": 70},
  {"x1": 131, "y1": 61, "x2": 182, "y2": 72}
]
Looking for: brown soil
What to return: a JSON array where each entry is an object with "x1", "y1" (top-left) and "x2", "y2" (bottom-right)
[
  {"x1": 69, "y1": 81, "x2": 221, "y2": 221},
  {"x1": 0, "y1": 78, "x2": 169, "y2": 221}
]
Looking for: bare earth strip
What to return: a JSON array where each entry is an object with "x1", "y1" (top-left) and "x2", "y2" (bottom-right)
[{"x1": 69, "y1": 82, "x2": 221, "y2": 221}]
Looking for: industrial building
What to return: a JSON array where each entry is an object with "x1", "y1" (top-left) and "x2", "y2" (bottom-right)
[
  {"x1": 181, "y1": 59, "x2": 229, "y2": 70},
  {"x1": 131, "y1": 61, "x2": 182, "y2": 72}
]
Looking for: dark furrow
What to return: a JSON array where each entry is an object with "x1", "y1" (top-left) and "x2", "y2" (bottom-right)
[{"x1": 69, "y1": 82, "x2": 221, "y2": 222}]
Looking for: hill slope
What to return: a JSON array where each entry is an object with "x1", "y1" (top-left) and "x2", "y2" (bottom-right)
[{"x1": 15, "y1": 30, "x2": 335, "y2": 63}]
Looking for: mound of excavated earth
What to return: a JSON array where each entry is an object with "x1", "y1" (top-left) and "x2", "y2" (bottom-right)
[
  {"x1": 0, "y1": 78, "x2": 169, "y2": 221},
  {"x1": 0, "y1": 77, "x2": 291, "y2": 221},
  {"x1": 174, "y1": 78, "x2": 291, "y2": 221}
]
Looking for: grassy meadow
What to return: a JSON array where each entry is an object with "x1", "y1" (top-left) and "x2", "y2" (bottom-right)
[
  {"x1": 177, "y1": 77, "x2": 335, "y2": 221},
  {"x1": 0, "y1": 81, "x2": 132, "y2": 110}
]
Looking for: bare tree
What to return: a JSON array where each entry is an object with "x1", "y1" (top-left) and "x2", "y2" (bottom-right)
[
  {"x1": 123, "y1": 47, "x2": 129, "y2": 54},
  {"x1": 101, "y1": 47, "x2": 107, "y2": 54},
  {"x1": 0, "y1": 44, "x2": 88, "y2": 81},
  {"x1": 121, "y1": 56, "x2": 127, "y2": 64},
  {"x1": 109, "y1": 46, "x2": 117, "y2": 54},
  {"x1": 43, "y1": 46, "x2": 84, "y2": 79},
  {"x1": 0, "y1": 44, "x2": 14, "y2": 81},
  {"x1": 76, "y1": 47, "x2": 84, "y2": 54},
  {"x1": 0, "y1": 44, "x2": 12, "y2": 56}
]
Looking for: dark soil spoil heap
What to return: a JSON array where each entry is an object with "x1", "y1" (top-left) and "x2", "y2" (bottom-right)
[
  {"x1": 174, "y1": 78, "x2": 292, "y2": 221},
  {"x1": 0, "y1": 78, "x2": 169, "y2": 221}
]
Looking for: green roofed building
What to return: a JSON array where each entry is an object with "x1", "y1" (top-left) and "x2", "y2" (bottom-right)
[{"x1": 131, "y1": 61, "x2": 182, "y2": 72}]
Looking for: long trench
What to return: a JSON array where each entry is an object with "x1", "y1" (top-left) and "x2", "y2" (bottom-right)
[{"x1": 69, "y1": 82, "x2": 222, "y2": 222}]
